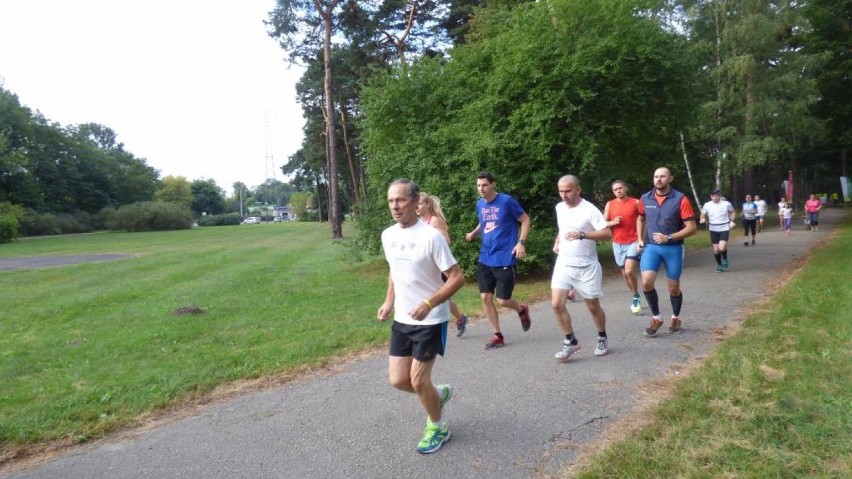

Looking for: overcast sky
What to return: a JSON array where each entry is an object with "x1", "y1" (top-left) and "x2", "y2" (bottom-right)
[{"x1": 0, "y1": 0, "x2": 304, "y2": 195}]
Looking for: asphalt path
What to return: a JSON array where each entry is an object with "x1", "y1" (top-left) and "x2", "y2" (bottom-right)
[
  {"x1": 0, "y1": 254, "x2": 135, "y2": 271},
  {"x1": 2, "y1": 209, "x2": 844, "y2": 479}
]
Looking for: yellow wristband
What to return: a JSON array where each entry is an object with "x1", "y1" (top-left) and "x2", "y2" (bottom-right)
[{"x1": 423, "y1": 299, "x2": 433, "y2": 309}]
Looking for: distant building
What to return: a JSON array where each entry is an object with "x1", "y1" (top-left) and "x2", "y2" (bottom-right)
[{"x1": 275, "y1": 205, "x2": 290, "y2": 221}]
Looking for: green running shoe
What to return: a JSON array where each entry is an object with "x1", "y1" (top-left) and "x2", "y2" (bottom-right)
[
  {"x1": 417, "y1": 422, "x2": 450, "y2": 454},
  {"x1": 437, "y1": 384, "x2": 453, "y2": 410},
  {"x1": 630, "y1": 295, "x2": 641, "y2": 314}
]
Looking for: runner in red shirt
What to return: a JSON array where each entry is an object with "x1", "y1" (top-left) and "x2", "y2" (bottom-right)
[{"x1": 603, "y1": 180, "x2": 642, "y2": 314}]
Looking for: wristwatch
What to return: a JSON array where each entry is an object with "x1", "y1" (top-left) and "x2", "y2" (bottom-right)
[
  {"x1": 667, "y1": 234, "x2": 673, "y2": 242},
  {"x1": 518, "y1": 239, "x2": 526, "y2": 245}
]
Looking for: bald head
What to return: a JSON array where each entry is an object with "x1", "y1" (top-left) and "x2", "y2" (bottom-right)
[
  {"x1": 653, "y1": 167, "x2": 674, "y2": 193},
  {"x1": 557, "y1": 174, "x2": 582, "y2": 206},
  {"x1": 558, "y1": 175, "x2": 580, "y2": 188}
]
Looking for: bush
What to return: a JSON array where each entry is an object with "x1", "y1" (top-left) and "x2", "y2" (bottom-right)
[
  {"x1": 197, "y1": 213, "x2": 241, "y2": 226},
  {"x1": 299, "y1": 211, "x2": 320, "y2": 222},
  {"x1": 16, "y1": 209, "x2": 96, "y2": 236},
  {"x1": 0, "y1": 214, "x2": 19, "y2": 243},
  {"x1": 18, "y1": 210, "x2": 60, "y2": 236},
  {"x1": 106, "y1": 201, "x2": 193, "y2": 232},
  {"x1": 54, "y1": 212, "x2": 94, "y2": 234}
]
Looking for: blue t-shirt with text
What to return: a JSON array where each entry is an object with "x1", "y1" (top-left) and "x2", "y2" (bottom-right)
[{"x1": 476, "y1": 193, "x2": 526, "y2": 267}]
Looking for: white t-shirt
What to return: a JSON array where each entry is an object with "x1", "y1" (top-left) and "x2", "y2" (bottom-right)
[
  {"x1": 701, "y1": 200, "x2": 734, "y2": 232},
  {"x1": 555, "y1": 199, "x2": 608, "y2": 267},
  {"x1": 780, "y1": 205, "x2": 793, "y2": 219},
  {"x1": 381, "y1": 219, "x2": 458, "y2": 326},
  {"x1": 755, "y1": 199, "x2": 767, "y2": 216}
]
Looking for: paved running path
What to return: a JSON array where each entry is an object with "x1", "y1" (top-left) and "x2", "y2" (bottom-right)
[{"x1": 2, "y1": 209, "x2": 845, "y2": 479}]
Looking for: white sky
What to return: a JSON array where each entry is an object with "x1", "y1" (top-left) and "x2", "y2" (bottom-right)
[{"x1": 0, "y1": 0, "x2": 304, "y2": 196}]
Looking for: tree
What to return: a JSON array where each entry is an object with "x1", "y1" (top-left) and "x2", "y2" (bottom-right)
[
  {"x1": 805, "y1": 0, "x2": 852, "y2": 180},
  {"x1": 190, "y1": 179, "x2": 226, "y2": 216},
  {"x1": 288, "y1": 190, "x2": 312, "y2": 219},
  {"x1": 679, "y1": 0, "x2": 824, "y2": 200},
  {"x1": 155, "y1": 176, "x2": 193, "y2": 207},
  {"x1": 268, "y1": 0, "x2": 345, "y2": 238},
  {"x1": 360, "y1": 0, "x2": 695, "y2": 273},
  {"x1": 1, "y1": 85, "x2": 159, "y2": 214}
]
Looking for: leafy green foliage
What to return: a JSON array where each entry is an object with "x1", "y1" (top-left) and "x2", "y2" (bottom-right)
[
  {"x1": 804, "y1": 0, "x2": 852, "y2": 171},
  {"x1": 0, "y1": 214, "x2": 18, "y2": 243},
  {"x1": 680, "y1": 0, "x2": 827, "y2": 196},
  {"x1": 155, "y1": 176, "x2": 193, "y2": 207},
  {"x1": 190, "y1": 179, "x2": 226, "y2": 216},
  {"x1": 0, "y1": 86, "x2": 159, "y2": 213},
  {"x1": 105, "y1": 202, "x2": 194, "y2": 232},
  {"x1": 196, "y1": 213, "x2": 242, "y2": 226},
  {"x1": 17, "y1": 210, "x2": 96, "y2": 236},
  {"x1": 359, "y1": 0, "x2": 695, "y2": 274}
]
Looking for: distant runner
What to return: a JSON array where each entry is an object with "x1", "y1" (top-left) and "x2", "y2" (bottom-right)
[{"x1": 699, "y1": 189, "x2": 736, "y2": 272}]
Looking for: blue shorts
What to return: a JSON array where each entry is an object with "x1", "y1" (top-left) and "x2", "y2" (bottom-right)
[
  {"x1": 640, "y1": 243, "x2": 685, "y2": 280},
  {"x1": 612, "y1": 242, "x2": 640, "y2": 268}
]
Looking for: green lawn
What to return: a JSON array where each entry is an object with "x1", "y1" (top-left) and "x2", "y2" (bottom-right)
[
  {"x1": 573, "y1": 215, "x2": 852, "y2": 478},
  {"x1": 0, "y1": 223, "x2": 487, "y2": 449}
]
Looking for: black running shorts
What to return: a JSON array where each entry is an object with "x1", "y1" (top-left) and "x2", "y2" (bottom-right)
[{"x1": 389, "y1": 321, "x2": 448, "y2": 362}]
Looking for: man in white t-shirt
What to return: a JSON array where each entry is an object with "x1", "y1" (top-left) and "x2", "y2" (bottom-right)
[
  {"x1": 550, "y1": 175, "x2": 612, "y2": 361},
  {"x1": 754, "y1": 195, "x2": 768, "y2": 232},
  {"x1": 699, "y1": 189, "x2": 736, "y2": 272},
  {"x1": 378, "y1": 179, "x2": 464, "y2": 454}
]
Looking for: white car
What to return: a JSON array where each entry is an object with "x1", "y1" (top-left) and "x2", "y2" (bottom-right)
[{"x1": 242, "y1": 217, "x2": 260, "y2": 224}]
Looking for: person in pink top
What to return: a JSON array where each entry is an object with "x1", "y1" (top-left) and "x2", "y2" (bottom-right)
[
  {"x1": 805, "y1": 194, "x2": 822, "y2": 232},
  {"x1": 417, "y1": 193, "x2": 470, "y2": 337}
]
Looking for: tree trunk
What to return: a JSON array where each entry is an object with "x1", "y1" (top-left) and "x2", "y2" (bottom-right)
[
  {"x1": 321, "y1": 13, "x2": 342, "y2": 238},
  {"x1": 339, "y1": 104, "x2": 361, "y2": 214},
  {"x1": 714, "y1": 2, "x2": 724, "y2": 189},
  {"x1": 680, "y1": 131, "x2": 701, "y2": 211},
  {"x1": 315, "y1": 174, "x2": 324, "y2": 222}
]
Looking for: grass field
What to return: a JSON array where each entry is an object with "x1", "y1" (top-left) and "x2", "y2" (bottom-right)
[
  {"x1": 573, "y1": 215, "x2": 852, "y2": 478},
  {"x1": 0, "y1": 224, "x2": 385, "y2": 449},
  {"x1": 0, "y1": 222, "x2": 554, "y2": 455}
]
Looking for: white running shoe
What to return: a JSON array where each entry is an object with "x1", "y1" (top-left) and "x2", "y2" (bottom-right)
[
  {"x1": 555, "y1": 342, "x2": 581, "y2": 362},
  {"x1": 594, "y1": 337, "x2": 609, "y2": 356}
]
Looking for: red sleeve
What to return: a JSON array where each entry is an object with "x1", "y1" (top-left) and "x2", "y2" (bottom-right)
[
  {"x1": 680, "y1": 196, "x2": 695, "y2": 219},
  {"x1": 637, "y1": 199, "x2": 645, "y2": 215}
]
